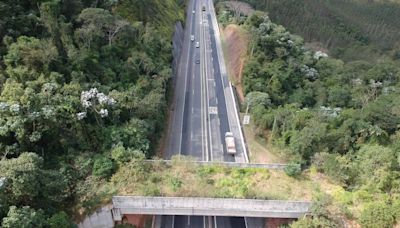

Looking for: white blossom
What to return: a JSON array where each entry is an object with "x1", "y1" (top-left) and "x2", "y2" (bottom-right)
[
  {"x1": 0, "y1": 177, "x2": 5, "y2": 188},
  {"x1": 41, "y1": 106, "x2": 54, "y2": 118},
  {"x1": 99, "y1": 109, "x2": 108, "y2": 118},
  {"x1": 352, "y1": 78, "x2": 363, "y2": 86},
  {"x1": 79, "y1": 88, "x2": 116, "y2": 118},
  {"x1": 10, "y1": 104, "x2": 20, "y2": 113},
  {"x1": 76, "y1": 112, "x2": 87, "y2": 120},
  {"x1": 97, "y1": 93, "x2": 108, "y2": 105},
  {"x1": 80, "y1": 88, "x2": 98, "y2": 108},
  {"x1": 42, "y1": 83, "x2": 59, "y2": 93},
  {"x1": 314, "y1": 51, "x2": 328, "y2": 60},
  {"x1": 29, "y1": 112, "x2": 41, "y2": 119},
  {"x1": 370, "y1": 79, "x2": 383, "y2": 88},
  {"x1": 320, "y1": 106, "x2": 341, "y2": 117},
  {"x1": 81, "y1": 88, "x2": 116, "y2": 108},
  {"x1": 29, "y1": 131, "x2": 42, "y2": 142},
  {"x1": 301, "y1": 65, "x2": 319, "y2": 80},
  {"x1": 96, "y1": 92, "x2": 115, "y2": 106},
  {"x1": 0, "y1": 102, "x2": 9, "y2": 112}
]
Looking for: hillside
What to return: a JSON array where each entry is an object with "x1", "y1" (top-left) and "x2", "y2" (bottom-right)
[
  {"x1": 222, "y1": 0, "x2": 400, "y2": 62},
  {"x1": 0, "y1": 0, "x2": 182, "y2": 226},
  {"x1": 217, "y1": 2, "x2": 400, "y2": 227}
]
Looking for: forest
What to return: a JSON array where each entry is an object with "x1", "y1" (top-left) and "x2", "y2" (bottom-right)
[
  {"x1": 0, "y1": 0, "x2": 183, "y2": 226},
  {"x1": 216, "y1": 4, "x2": 400, "y2": 227},
  {"x1": 232, "y1": 0, "x2": 400, "y2": 62}
]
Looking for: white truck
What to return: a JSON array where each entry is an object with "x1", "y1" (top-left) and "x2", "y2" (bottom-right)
[{"x1": 225, "y1": 132, "x2": 236, "y2": 155}]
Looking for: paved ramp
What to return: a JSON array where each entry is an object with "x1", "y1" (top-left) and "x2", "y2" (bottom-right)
[{"x1": 78, "y1": 206, "x2": 114, "y2": 228}]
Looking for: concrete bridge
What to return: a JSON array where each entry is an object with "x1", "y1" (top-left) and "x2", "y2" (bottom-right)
[
  {"x1": 145, "y1": 160, "x2": 288, "y2": 170},
  {"x1": 111, "y1": 196, "x2": 311, "y2": 221}
]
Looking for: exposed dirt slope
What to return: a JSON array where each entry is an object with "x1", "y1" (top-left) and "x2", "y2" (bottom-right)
[{"x1": 222, "y1": 24, "x2": 249, "y2": 102}]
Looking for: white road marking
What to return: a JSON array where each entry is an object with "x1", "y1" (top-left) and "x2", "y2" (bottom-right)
[{"x1": 209, "y1": 107, "x2": 218, "y2": 114}]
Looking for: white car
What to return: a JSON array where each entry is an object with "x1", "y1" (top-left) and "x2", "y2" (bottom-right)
[
  {"x1": 195, "y1": 42, "x2": 200, "y2": 48},
  {"x1": 225, "y1": 132, "x2": 236, "y2": 155},
  {"x1": 192, "y1": 10, "x2": 195, "y2": 14},
  {"x1": 191, "y1": 35, "x2": 195, "y2": 41}
]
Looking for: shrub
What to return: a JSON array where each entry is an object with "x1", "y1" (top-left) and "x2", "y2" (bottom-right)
[
  {"x1": 284, "y1": 162, "x2": 301, "y2": 177},
  {"x1": 168, "y1": 176, "x2": 183, "y2": 192},
  {"x1": 93, "y1": 155, "x2": 115, "y2": 178},
  {"x1": 359, "y1": 202, "x2": 395, "y2": 228},
  {"x1": 47, "y1": 212, "x2": 75, "y2": 228}
]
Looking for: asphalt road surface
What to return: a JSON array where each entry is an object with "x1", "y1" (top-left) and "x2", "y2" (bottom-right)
[{"x1": 162, "y1": 0, "x2": 249, "y2": 227}]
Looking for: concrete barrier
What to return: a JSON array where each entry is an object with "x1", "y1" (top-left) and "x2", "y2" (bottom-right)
[{"x1": 112, "y1": 196, "x2": 311, "y2": 219}]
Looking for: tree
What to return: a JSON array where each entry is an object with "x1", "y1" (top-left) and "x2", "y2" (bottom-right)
[
  {"x1": 4, "y1": 36, "x2": 58, "y2": 79},
  {"x1": 1, "y1": 206, "x2": 47, "y2": 228},
  {"x1": 75, "y1": 8, "x2": 130, "y2": 48},
  {"x1": 352, "y1": 144, "x2": 397, "y2": 191},
  {"x1": 289, "y1": 121, "x2": 328, "y2": 161},
  {"x1": 245, "y1": 91, "x2": 271, "y2": 110},
  {"x1": 0, "y1": 153, "x2": 68, "y2": 207},
  {"x1": 47, "y1": 211, "x2": 75, "y2": 228},
  {"x1": 362, "y1": 94, "x2": 400, "y2": 134},
  {"x1": 0, "y1": 153, "x2": 43, "y2": 204}
]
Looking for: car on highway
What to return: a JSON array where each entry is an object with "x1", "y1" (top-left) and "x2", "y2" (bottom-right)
[
  {"x1": 195, "y1": 42, "x2": 200, "y2": 48},
  {"x1": 195, "y1": 60, "x2": 200, "y2": 64},
  {"x1": 191, "y1": 35, "x2": 195, "y2": 41},
  {"x1": 202, "y1": 6, "x2": 206, "y2": 11},
  {"x1": 225, "y1": 132, "x2": 236, "y2": 155},
  {"x1": 192, "y1": 10, "x2": 195, "y2": 14}
]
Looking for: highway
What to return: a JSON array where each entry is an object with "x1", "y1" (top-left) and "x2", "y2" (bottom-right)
[{"x1": 163, "y1": 0, "x2": 249, "y2": 226}]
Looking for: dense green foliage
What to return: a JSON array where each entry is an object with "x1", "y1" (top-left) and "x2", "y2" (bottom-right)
[
  {"x1": 217, "y1": 5, "x2": 400, "y2": 226},
  {"x1": 225, "y1": 0, "x2": 400, "y2": 62},
  {"x1": 0, "y1": 0, "x2": 182, "y2": 224}
]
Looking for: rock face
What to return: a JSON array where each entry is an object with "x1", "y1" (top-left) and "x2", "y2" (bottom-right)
[{"x1": 222, "y1": 24, "x2": 249, "y2": 102}]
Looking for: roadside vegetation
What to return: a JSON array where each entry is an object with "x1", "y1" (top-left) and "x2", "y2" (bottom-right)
[
  {"x1": 217, "y1": 2, "x2": 400, "y2": 227},
  {"x1": 0, "y1": 0, "x2": 183, "y2": 226}
]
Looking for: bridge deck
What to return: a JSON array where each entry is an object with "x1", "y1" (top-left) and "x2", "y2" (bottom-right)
[
  {"x1": 145, "y1": 160, "x2": 287, "y2": 169},
  {"x1": 112, "y1": 196, "x2": 311, "y2": 219}
]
